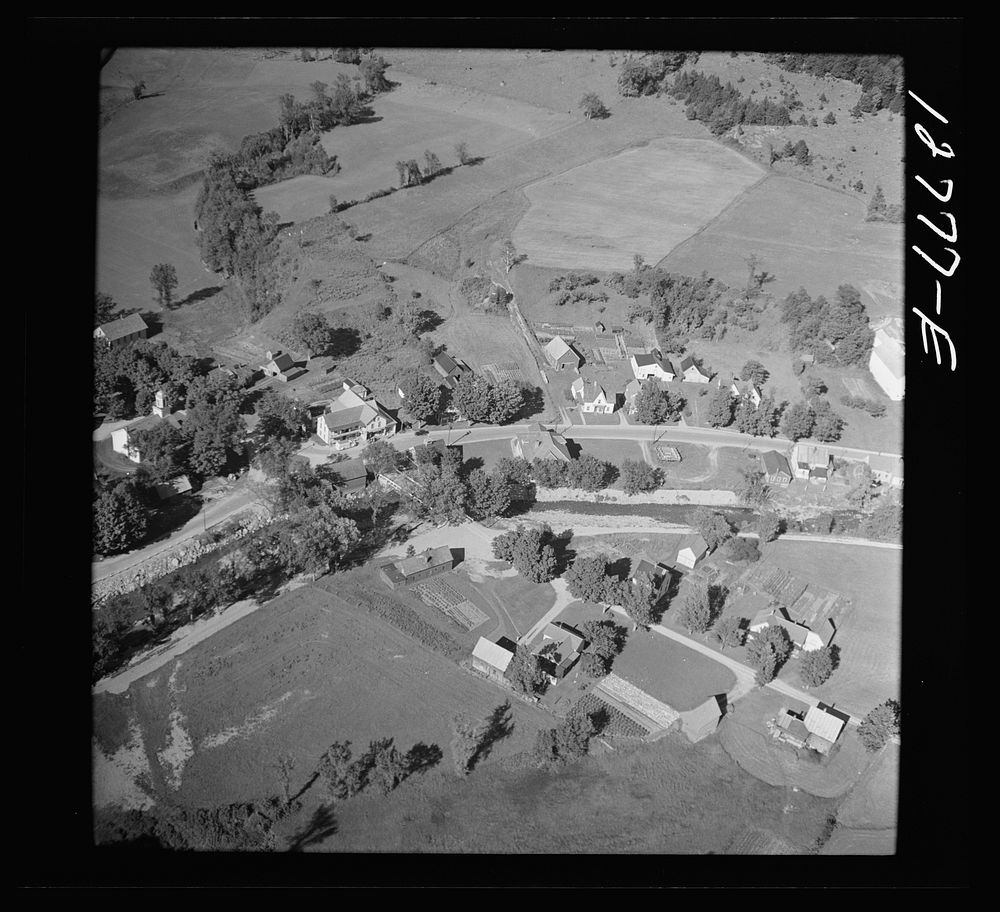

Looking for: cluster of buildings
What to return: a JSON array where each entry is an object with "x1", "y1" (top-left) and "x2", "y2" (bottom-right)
[{"x1": 769, "y1": 701, "x2": 850, "y2": 755}]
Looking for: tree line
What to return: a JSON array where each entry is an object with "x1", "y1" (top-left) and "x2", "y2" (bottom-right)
[
  {"x1": 669, "y1": 70, "x2": 793, "y2": 136},
  {"x1": 766, "y1": 53, "x2": 904, "y2": 116}
]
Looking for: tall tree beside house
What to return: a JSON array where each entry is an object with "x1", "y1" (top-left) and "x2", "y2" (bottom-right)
[
  {"x1": 858, "y1": 699, "x2": 901, "y2": 752},
  {"x1": 93, "y1": 483, "x2": 148, "y2": 555},
  {"x1": 505, "y1": 645, "x2": 547, "y2": 696},
  {"x1": 740, "y1": 359, "x2": 769, "y2": 387},
  {"x1": 706, "y1": 386, "x2": 735, "y2": 427},
  {"x1": 811, "y1": 400, "x2": 845, "y2": 442},
  {"x1": 799, "y1": 646, "x2": 835, "y2": 687},
  {"x1": 184, "y1": 398, "x2": 245, "y2": 477},
  {"x1": 129, "y1": 422, "x2": 187, "y2": 482},
  {"x1": 95, "y1": 292, "x2": 121, "y2": 326},
  {"x1": 398, "y1": 372, "x2": 443, "y2": 424},
  {"x1": 677, "y1": 582, "x2": 713, "y2": 634},
  {"x1": 619, "y1": 574, "x2": 660, "y2": 630},
  {"x1": 580, "y1": 618, "x2": 628, "y2": 677},
  {"x1": 688, "y1": 506, "x2": 734, "y2": 550},
  {"x1": 634, "y1": 382, "x2": 686, "y2": 425},
  {"x1": 362, "y1": 438, "x2": 401, "y2": 476},
  {"x1": 150, "y1": 263, "x2": 179, "y2": 308},
  {"x1": 714, "y1": 615, "x2": 746, "y2": 649},
  {"x1": 780, "y1": 401, "x2": 816, "y2": 441},
  {"x1": 734, "y1": 393, "x2": 777, "y2": 436},
  {"x1": 620, "y1": 459, "x2": 662, "y2": 496},
  {"x1": 745, "y1": 624, "x2": 792, "y2": 685},
  {"x1": 254, "y1": 388, "x2": 310, "y2": 445},
  {"x1": 290, "y1": 311, "x2": 333, "y2": 357},
  {"x1": 564, "y1": 554, "x2": 612, "y2": 604}
]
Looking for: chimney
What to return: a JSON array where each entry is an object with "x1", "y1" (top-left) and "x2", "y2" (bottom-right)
[{"x1": 266, "y1": 350, "x2": 274, "y2": 361}]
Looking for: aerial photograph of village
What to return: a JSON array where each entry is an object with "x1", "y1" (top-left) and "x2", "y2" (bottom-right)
[{"x1": 78, "y1": 22, "x2": 958, "y2": 877}]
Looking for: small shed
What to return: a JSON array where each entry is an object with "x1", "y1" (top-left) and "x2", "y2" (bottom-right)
[
  {"x1": 680, "y1": 695, "x2": 725, "y2": 743},
  {"x1": 472, "y1": 636, "x2": 516, "y2": 683},
  {"x1": 676, "y1": 533, "x2": 708, "y2": 570}
]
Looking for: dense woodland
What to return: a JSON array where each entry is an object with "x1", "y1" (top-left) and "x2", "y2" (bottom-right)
[
  {"x1": 669, "y1": 70, "x2": 793, "y2": 135},
  {"x1": 766, "y1": 53, "x2": 904, "y2": 116}
]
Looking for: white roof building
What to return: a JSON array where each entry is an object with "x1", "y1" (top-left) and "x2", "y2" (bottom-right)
[
  {"x1": 869, "y1": 316, "x2": 904, "y2": 401},
  {"x1": 472, "y1": 637, "x2": 515, "y2": 674}
]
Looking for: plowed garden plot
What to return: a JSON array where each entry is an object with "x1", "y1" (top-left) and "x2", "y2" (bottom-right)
[
  {"x1": 570, "y1": 692, "x2": 649, "y2": 739},
  {"x1": 93, "y1": 583, "x2": 553, "y2": 810},
  {"x1": 611, "y1": 633, "x2": 736, "y2": 713},
  {"x1": 513, "y1": 137, "x2": 764, "y2": 272},
  {"x1": 412, "y1": 578, "x2": 490, "y2": 632},
  {"x1": 765, "y1": 541, "x2": 901, "y2": 713}
]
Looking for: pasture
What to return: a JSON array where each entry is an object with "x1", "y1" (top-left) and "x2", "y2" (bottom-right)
[
  {"x1": 92, "y1": 581, "x2": 554, "y2": 811},
  {"x1": 659, "y1": 174, "x2": 903, "y2": 319},
  {"x1": 513, "y1": 138, "x2": 764, "y2": 271},
  {"x1": 320, "y1": 731, "x2": 836, "y2": 854}
]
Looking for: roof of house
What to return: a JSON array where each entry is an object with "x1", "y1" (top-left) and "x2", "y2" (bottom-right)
[
  {"x1": 795, "y1": 444, "x2": 832, "y2": 468},
  {"x1": 761, "y1": 450, "x2": 792, "y2": 476},
  {"x1": 868, "y1": 454, "x2": 903, "y2": 477},
  {"x1": 571, "y1": 377, "x2": 608, "y2": 403},
  {"x1": 410, "y1": 439, "x2": 447, "y2": 463},
  {"x1": 732, "y1": 378, "x2": 760, "y2": 399},
  {"x1": 804, "y1": 704, "x2": 848, "y2": 744},
  {"x1": 809, "y1": 466, "x2": 829, "y2": 479},
  {"x1": 678, "y1": 533, "x2": 708, "y2": 558},
  {"x1": 819, "y1": 618, "x2": 836, "y2": 645},
  {"x1": 264, "y1": 352, "x2": 295, "y2": 372},
  {"x1": 331, "y1": 457, "x2": 368, "y2": 485},
  {"x1": 96, "y1": 312, "x2": 148, "y2": 342},
  {"x1": 320, "y1": 405, "x2": 368, "y2": 431},
  {"x1": 683, "y1": 696, "x2": 723, "y2": 730},
  {"x1": 632, "y1": 558, "x2": 668, "y2": 584},
  {"x1": 538, "y1": 622, "x2": 586, "y2": 655},
  {"x1": 777, "y1": 715, "x2": 811, "y2": 743},
  {"x1": 517, "y1": 424, "x2": 572, "y2": 461},
  {"x1": 433, "y1": 352, "x2": 459, "y2": 377},
  {"x1": 472, "y1": 636, "x2": 516, "y2": 672},
  {"x1": 544, "y1": 335, "x2": 578, "y2": 364},
  {"x1": 872, "y1": 341, "x2": 904, "y2": 381},
  {"x1": 751, "y1": 609, "x2": 811, "y2": 647},
  {"x1": 632, "y1": 352, "x2": 658, "y2": 368},
  {"x1": 394, "y1": 546, "x2": 454, "y2": 578},
  {"x1": 154, "y1": 475, "x2": 192, "y2": 500}
]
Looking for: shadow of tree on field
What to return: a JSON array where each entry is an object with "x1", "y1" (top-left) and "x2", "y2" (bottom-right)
[
  {"x1": 171, "y1": 286, "x2": 225, "y2": 310},
  {"x1": 404, "y1": 742, "x2": 443, "y2": 776},
  {"x1": 286, "y1": 804, "x2": 338, "y2": 852}
]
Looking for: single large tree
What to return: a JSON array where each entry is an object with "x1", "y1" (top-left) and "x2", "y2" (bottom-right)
[
  {"x1": 714, "y1": 615, "x2": 746, "y2": 649},
  {"x1": 678, "y1": 582, "x2": 713, "y2": 634},
  {"x1": 780, "y1": 401, "x2": 815, "y2": 441},
  {"x1": 564, "y1": 555, "x2": 611, "y2": 604},
  {"x1": 579, "y1": 92, "x2": 609, "y2": 119},
  {"x1": 565, "y1": 454, "x2": 613, "y2": 492},
  {"x1": 466, "y1": 468, "x2": 513, "y2": 521},
  {"x1": 398, "y1": 372, "x2": 442, "y2": 424},
  {"x1": 359, "y1": 55, "x2": 391, "y2": 94},
  {"x1": 706, "y1": 387, "x2": 735, "y2": 427},
  {"x1": 505, "y1": 645, "x2": 546, "y2": 696},
  {"x1": 620, "y1": 459, "x2": 662, "y2": 496},
  {"x1": 689, "y1": 507, "x2": 734, "y2": 551},
  {"x1": 858, "y1": 699, "x2": 901, "y2": 752},
  {"x1": 150, "y1": 263, "x2": 179, "y2": 308},
  {"x1": 290, "y1": 311, "x2": 333, "y2": 357},
  {"x1": 93, "y1": 484, "x2": 148, "y2": 555},
  {"x1": 740, "y1": 359, "x2": 769, "y2": 387},
  {"x1": 634, "y1": 381, "x2": 685, "y2": 424},
  {"x1": 745, "y1": 624, "x2": 793, "y2": 684},
  {"x1": 799, "y1": 646, "x2": 835, "y2": 687}
]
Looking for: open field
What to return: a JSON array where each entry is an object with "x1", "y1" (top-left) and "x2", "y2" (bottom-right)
[
  {"x1": 313, "y1": 733, "x2": 836, "y2": 854},
  {"x1": 514, "y1": 138, "x2": 764, "y2": 272},
  {"x1": 93, "y1": 581, "x2": 554, "y2": 811},
  {"x1": 612, "y1": 630, "x2": 736, "y2": 712},
  {"x1": 717, "y1": 688, "x2": 875, "y2": 799},
  {"x1": 659, "y1": 174, "x2": 903, "y2": 320},
  {"x1": 765, "y1": 540, "x2": 901, "y2": 714}
]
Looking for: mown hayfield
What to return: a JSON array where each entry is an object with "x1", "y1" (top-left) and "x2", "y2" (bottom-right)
[
  {"x1": 767, "y1": 539, "x2": 901, "y2": 715},
  {"x1": 513, "y1": 138, "x2": 764, "y2": 272},
  {"x1": 317, "y1": 732, "x2": 836, "y2": 853},
  {"x1": 93, "y1": 581, "x2": 554, "y2": 811},
  {"x1": 659, "y1": 174, "x2": 903, "y2": 319},
  {"x1": 612, "y1": 630, "x2": 736, "y2": 712}
]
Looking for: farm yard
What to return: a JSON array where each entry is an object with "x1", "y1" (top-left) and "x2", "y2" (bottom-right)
[
  {"x1": 716, "y1": 688, "x2": 874, "y2": 799},
  {"x1": 513, "y1": 138, "x2": 765, "y2": 272},
  {"x1": 764, "y1": 540, "x2": 901, "y2": 713}
]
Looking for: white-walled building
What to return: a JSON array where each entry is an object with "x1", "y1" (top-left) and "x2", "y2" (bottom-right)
[{"x1": 869, "y1": 316, "x2": 904, "y2": 401}]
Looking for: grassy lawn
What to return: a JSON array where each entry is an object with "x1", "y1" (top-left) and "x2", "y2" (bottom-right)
[
  {"x1": 612, "y1": 630, "x2": 736, "y2": 712},
  {"x1": 572, "y1": 438, "x2": 644, "y2": 468},
  {"x1": 467, "y1": 575, "x2": 556, "y2": 640}
]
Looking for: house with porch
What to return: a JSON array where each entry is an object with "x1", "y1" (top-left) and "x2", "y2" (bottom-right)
[
  {"x1": 532, "y1": 622, "x2": 587, "y2": 682},
  {"x1": 110, "y1": 412, "x2": 185, "y2": 463},
  {"x1": 791, "y1": 443, "x2": 833, "y2": 482},
  {"x1": 512, "y1": 423, "x2": 573, "y2": 462},
  {"x1": 317, "y1": 379, "x2": 397, "y2": 449},
  {"x1": 727, "y1": 376, "x2": 763, "y2": 408},
  {"x1": 749, "y1": 606, "x2": 836, "y2": 652},
  {"x1": 571, "y1": 377, "x2": 615, "y2": 414},
  {"x1": 761, "y1": 450, "x2": 793, "y2": 486}
]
